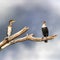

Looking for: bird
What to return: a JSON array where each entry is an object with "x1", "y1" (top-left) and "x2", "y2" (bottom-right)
[
  {"x1": 7, "y1": 20, "x2": 15, "y2": 37},
  {"x1": 41, "y1": 21, "x2": 49, "y2": 43}
]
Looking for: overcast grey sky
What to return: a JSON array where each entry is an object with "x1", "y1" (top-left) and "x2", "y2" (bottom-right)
[{"x1": 0, "y1": 0, "x2": 60, "y2": 60}]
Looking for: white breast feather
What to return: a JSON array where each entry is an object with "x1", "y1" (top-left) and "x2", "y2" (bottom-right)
[
  {"x1": 7, "y1": 26, "x2": 12, "y2": 36},
  {"x1": 42, "y1": 24, "x2": 46, "y2": 28}
]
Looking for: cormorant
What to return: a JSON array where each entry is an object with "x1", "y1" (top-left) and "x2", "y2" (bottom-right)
[
  {"x1": 42, "y1": 21, "x2": 49, "y2": 43},
  {"x1": 7, "y1": 20, "x2": 15, "y2": 37}
]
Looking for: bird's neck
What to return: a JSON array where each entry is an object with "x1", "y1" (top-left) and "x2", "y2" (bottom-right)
[
  {"x1": 42, "y1": 24, "x2": 46, "y2": 28},
  {"x1": 9, "y1": 22, "x2": 13, "y2": 26}
]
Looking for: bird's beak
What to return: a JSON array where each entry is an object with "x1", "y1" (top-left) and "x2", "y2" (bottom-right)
[{"x1": 12, "y1": 21, "x2": 15, "y2": 23}]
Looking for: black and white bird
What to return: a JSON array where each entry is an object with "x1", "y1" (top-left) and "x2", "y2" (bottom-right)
[
  {"x1": 42, "y1": 21, "x2": 49, "y2": 43},
  {"x1": 7, "y1": 20, "x2": 15, "y2": 37}
]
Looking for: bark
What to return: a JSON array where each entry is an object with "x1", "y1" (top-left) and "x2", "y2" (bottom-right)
[
  {"x1": 1, "y1": 34, "x2": 57, "y2": 50},
  {"x1": 0, "y1": 26, "x2": 57, "y2": 51},
  {"x1": 0, "y1": 26, "x2": 29, "y2": 47}
]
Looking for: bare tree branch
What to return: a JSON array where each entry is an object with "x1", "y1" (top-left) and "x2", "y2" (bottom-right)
[
  {"x1": 0, "y1": 25, "x2": 57, "y2": 51},
  {"x1": 0, "y1": 34, "x2": 57, "y2": 50},
  {"x1": 0, "y1": 26, "x2": 29, "y2": 47}
]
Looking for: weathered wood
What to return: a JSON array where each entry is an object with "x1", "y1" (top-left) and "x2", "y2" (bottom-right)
[
  {"x1": 0, "y1": 26, "x2": 29, "y2": 47},
  {"x1": 1, "y1": 34, "x2": 57, "y2": 50}
]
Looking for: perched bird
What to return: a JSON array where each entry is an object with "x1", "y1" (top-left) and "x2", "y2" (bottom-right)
[
  {"x1": 42, "y1": 21, "x2": 49, "y2": 43},
  {"x1": 7, "y1": 20, "x2": 15, "y2": 37}
]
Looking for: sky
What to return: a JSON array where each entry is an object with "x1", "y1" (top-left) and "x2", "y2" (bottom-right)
[{"x1": 0, "y1": 0, "x2": 60, "y2": 60}]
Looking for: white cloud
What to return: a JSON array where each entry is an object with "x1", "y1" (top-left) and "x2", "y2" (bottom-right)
[
  {"x1": 3, "y1": 50, "x2": 13, "y2": 60},
  {"x1": 0, "y1": 0, "x2": 60, "y2": 26},
  {"x1": 0, "y1": 0, "x2": 60, "y2": 60},
  {"x1": 0, "y1": 0, "x2": 26, "y2": 26},
  {"x1": 15, "y1": 44, "x2": 38, "y2": 60},
  {"x1": 48, "y1": 0, "x2": 60, "y2": 15},
  {"x1": 3, "y1": 41, "x2": 60, "y2": 60},
  {"x1": 1, "y1": 37, "x2": 60, "y2": 60}
]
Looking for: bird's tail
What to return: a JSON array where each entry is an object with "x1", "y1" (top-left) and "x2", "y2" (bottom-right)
[
  {"x1": 44, "y1": 37, "x2": 48, "y2": 43},
  {"x1": 44, "y1": 40, "x2": 48, "y2": 43}
]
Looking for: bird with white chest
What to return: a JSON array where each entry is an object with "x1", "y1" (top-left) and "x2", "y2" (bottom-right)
[
  {"x1": 7, "y1": 20, "x2": 15, "y2": 37},
  {"x1": 42, "y1": 21, "x2": 49, "y2": 43}
]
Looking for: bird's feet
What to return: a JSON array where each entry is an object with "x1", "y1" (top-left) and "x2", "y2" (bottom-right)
[
  {"x1": 44, "y1": 37, "x2": 48, "y2": 43},
  {"x1": 4, "y1": 37, "x2": 9, "y2": 43},
  {"x1": 42, "y1": 37, "x2": 44, "y2": 41}
]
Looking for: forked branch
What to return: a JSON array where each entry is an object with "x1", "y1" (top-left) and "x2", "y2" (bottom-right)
[
  {"x1": 1, "y1": 34, "x2": 57, "y2": 50},
  {"x1": 0, "y1": 26, "x2": 29, "y2": 47},
  {"x1": 0, "y1": 26, "x2": 57, "y2": 51}
]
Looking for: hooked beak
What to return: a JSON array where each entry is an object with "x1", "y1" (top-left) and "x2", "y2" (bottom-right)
[{"x1": 12, "y1": 20, "x2": 15, "y2": 23}]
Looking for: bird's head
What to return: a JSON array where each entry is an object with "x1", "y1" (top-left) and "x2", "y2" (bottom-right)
[
  {"x1": 42, "y1": 21, "x2": 46, "y2": 28},
  {"x1": 9, "y1": 20, "x2": 15, "y2": 24},
  {"x1": 43, "y1": 21, "x2": 46, "y2": 24}
]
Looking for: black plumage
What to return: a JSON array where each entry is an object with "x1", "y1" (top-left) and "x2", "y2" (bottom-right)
[
  {"x1": 42, "y1": 27, "x2": 49, "y2": 37},
  {"x1": 42, "y1": 21, "x2": 49, "y2": 43}
]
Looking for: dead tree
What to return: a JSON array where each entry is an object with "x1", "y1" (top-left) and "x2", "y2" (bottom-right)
[{"x1": 0, "y1": 26, "x2": 57, "y2": 51}]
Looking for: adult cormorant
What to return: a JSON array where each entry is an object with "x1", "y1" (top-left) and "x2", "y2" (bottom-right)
[{"x1": 42, "y1": 21, "x2": 49, "y2": 43}]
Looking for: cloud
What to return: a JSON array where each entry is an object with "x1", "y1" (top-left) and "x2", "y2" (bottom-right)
[
  {"x1": 0, "y1": 0, "x2": 60, "y2": 60},
  {"x1": 0, "y1": 0, "x2": 60, "y2": 26},
  {"x1": 0, "y1": 50, "x2": 13, "y2": 60},
  {"x1": 0, "y1": 0, "x2": 26, "y2": 26},
  {"x1": 2, "y1": 40, "x2": 60, "y2": 60}
]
